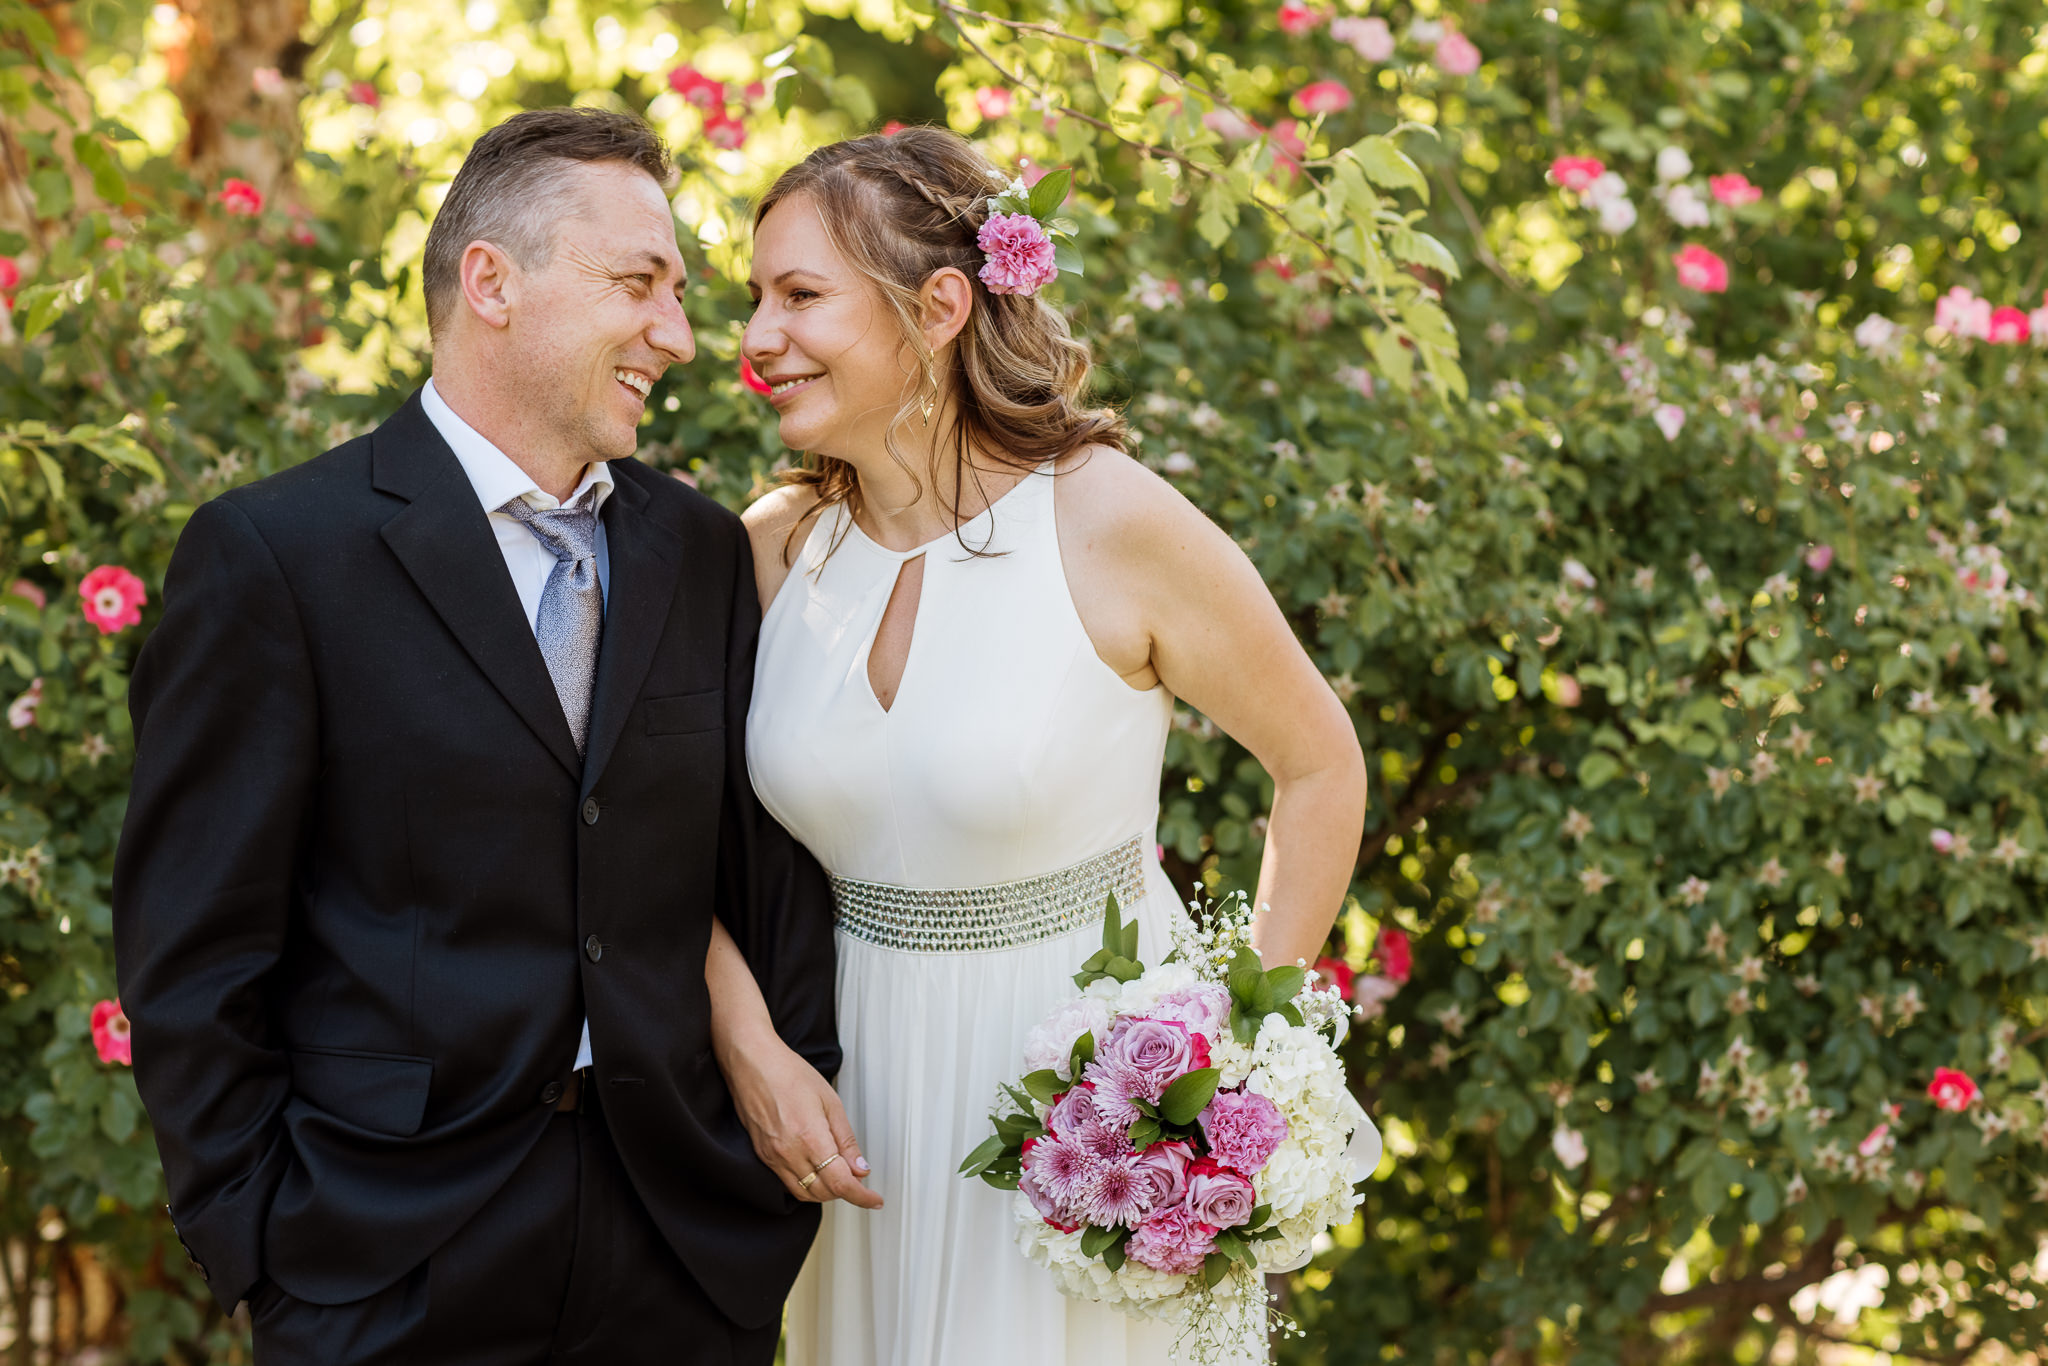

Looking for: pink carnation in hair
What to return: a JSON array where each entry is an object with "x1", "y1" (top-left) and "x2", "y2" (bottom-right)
[
  {"x1": 976, "y1": 212, "x2": 1059, "y2": 296},
  {"x1": 1198, "y1": 1088, "x2": 1290, "y2": 1174},
  {"x1": 1126, "y1": 1205, "x2": 1218, "y2": 1274}
]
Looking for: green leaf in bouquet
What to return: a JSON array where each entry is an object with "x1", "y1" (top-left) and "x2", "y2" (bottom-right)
[
  {"x1": 959, "y1": 1134, "x2": 1009, "y2": 1177},
  {"x1": 1159, "y1": 1067, "x2": 1221, "y2": 1125},
  {"x1": 1022, "y1": 1069, "x2": 1066, "y2": 1105},
  {"x1": 1246, "y1": 1203, "x2": 1271, "y2": 1231},
  {"x1": 1100, "y1": 893, "x2": 1125, "y2": 956},
  {"x1": 1129, "y1": 1097, "x2": 1158, "y2": 1119},
  {"x1": 1276, "y1": 1002, "x2": 1303, "y2": 1028},
  {"x1": 1265, "y1": 965, "x2": 1306, "y2": 1003},
  {"x1": 1104, "y1": 955, "x2": 1143, "y2": 982},
  {"x1": 1071, "y1": 947, "x2": 1114, "y2": 989},
  {"x1": 1028, "y1": 166, "x2": 1072, "y2": 219},
  {"x1": 1128, "y1": 1117, "x2": 1163, "y2": 1148},
  {"x1": 1120, "y1": 917, "x2": 1140, "y2": 961},
  {"x1": 1203, "y1": 1251, "x2": 1233, "y2": 1288},
  {"x1": 1227, "y1": 948, "x2": 1264, "y2": 1006},
  {"x1": 1101, "y1": 1233, "x2": 1129, "y2": 1273},
  {"x1": 980, "y1": 1169, "x2": 1022, "y2": 1191},
  {"x1": 1081, "y1": 1224, "x2": 1122, "y2": 1258},
  {"x1": 1069, "y1": 1031, "x2": 1096, "y2": 1078},
  {"x1": 1232, "y1": 1010, "x2": 1261, "y2": 1046}
]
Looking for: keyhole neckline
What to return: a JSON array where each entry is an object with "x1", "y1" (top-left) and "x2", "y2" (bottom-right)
[{"x1": 840, "y1": 468, "x2": 1040, "y2": 562}]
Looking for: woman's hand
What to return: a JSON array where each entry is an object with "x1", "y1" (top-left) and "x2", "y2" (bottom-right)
[{"x1": 721, "y1": 1032, "x2": 883, "y2": 1209}]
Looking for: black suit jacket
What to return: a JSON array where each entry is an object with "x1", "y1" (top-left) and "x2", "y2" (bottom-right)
[{"x1": 112, "y1": 391, "x2": 838, "y2": 1327}]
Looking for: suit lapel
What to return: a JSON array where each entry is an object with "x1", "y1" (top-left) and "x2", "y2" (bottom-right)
[
  {"x1": 580, "y1": 469, "x2": 685, "y2": 799},
  {"x1": 373, "y1": 393, "x2": 583, "y2": 780}
]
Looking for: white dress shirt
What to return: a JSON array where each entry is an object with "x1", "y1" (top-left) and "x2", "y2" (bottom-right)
[{"x1": 421, "y1": 377, "x2": 609, "y2": 1071}]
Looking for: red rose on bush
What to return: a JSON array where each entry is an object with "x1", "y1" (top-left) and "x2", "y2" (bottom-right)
[
  {"x1": 91, "y1": 1000, "x2": 132, "y2": 1066},
  {"x1": 1312, "y1": 956, "x2": 1354, "y2": 1000},
  {"x1": 0, "y1": 255, "x2": 18, "y2": 308},
  {"x1": 218, "y1": 178, "x2": 264, "y2": 216},
  {"x1": 667, "y1": 65, "x2": 725, "y2": 110},
  {"x1": 1549, "y1": 157, "x2": 1605, "y2": 193},
  {"x1": 1673, "y1": 244, "x2": 1729, "y2": 293},
  {"x1": 1376, "y1": 927, "x2": 1412, "y2": 985},
  {"x1": 1927, "y1": 1067, "x2": 1979, "y2": 1112},
  {"x1": 704, "y1": 109, "x2": 746, "y2": 150},
  {"x1": 79, "y1": 564, "x2": 147, "y2": 634}
]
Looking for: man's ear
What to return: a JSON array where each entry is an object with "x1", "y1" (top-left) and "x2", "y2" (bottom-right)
[
  {"x1": 920, "y1": 267, "x2": 974, "y2": 351},
  {"x1": 458, "y1": 240, "x2": 517, "y2": 330}
]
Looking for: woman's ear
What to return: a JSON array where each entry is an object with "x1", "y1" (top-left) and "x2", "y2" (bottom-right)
[{"x1": 920, "y1": 267, "x2": 975, "y2": 351}]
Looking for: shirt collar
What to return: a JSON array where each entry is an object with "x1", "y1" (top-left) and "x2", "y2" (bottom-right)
[{"x1": 421, "y1": 377, "x2": 616, "y2": 515}]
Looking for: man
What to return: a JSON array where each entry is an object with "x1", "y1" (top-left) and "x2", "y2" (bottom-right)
[{"x1": 114, "y1": 108, "x2": 859, "y2": 1363}]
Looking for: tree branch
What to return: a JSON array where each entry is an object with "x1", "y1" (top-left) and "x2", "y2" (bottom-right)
[{"x1": 1648, "y1": 1220, "x2": 1839, "y2": 1315}]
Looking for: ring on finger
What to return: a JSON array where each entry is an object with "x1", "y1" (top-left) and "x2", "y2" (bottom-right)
[
  {"x1": 798, "y1": 1170, "x2": 820, "y2": 1191},
  {"x1": 810, "y1": 1153, "x2": 843, "y2": 1177}
]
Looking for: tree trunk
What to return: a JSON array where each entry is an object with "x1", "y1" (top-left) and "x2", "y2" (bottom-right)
[{"x1": 161, "y1": 0, "x2": 312, "y2": 214}]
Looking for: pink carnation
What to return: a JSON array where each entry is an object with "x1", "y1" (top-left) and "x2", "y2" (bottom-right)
[
  {"x1": 1295, "y1": 80, "x2": 1352, "y2": 115},
  {"x1": 1126, "y1": 1204, "x2": 1218, "y2": 1275},
  {"x1": 1435, "y1": 30, "x2": 1481, "y2": 76},
  {"x1": 1549, "y1": 157, "x2": 1605, "y2": 193},
  {"x1": 1708, "y1": 172, "x2": 1762, "y2": 206},
  {"x1": 976, "y1": 212, "x2": 1058, "y2": 296},
  {"x1": 79, "y1": 565, "x2": 146, "y2": 634},
  {"x1": 91, "y1": 999, "x2": 132, "y2": 1066},
  {"x1": 1330, "y1": 15, "x2": 1393, "y2": 61},
  {"x1": 1198, "y1": 1088, "x2": 1290, "y2": 1174},
  {"x1": 1673, "y1": 244, "x2": 1729, "y2": 293}
]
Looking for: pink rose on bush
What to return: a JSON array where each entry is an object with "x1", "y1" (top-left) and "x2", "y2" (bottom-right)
[
  {"x1": 1672, "y1": 244, "x2": 1729, "y2": 293},
  {"x1": 1707, "y1": 172, "x2": 1762, "y2": 206},
  {"x1": 1183, "y1": 1158, "x2": 1257, "y2": 1229},
  {"x1": 1805, "y1": 544, "x2": 1834, "y2": 573},
  {"x1": 1934, "y1": 286, "x2": 1990, "y2": 340},
  {"x1": 1295, "y1": 80, "x2": 1352, "y2": 115},
  {"x1": 79, "y1": 565, "x2": 146, "y2": 634},
  {"x1": 218, "y1": 178, "x2": 264, "y2": 217},
  {"x1": 1198, "y1": 1088, "x2": 1290, "y2": 1173},
  {"x1": 1927, "y1": 1067, "x2": 1979, "y2": 1112},
  {"x1": 1126, "y1": 1204, "x2": 1218, "y2": 1274},
  {"x1": 7, "y1": 677, "x2": 40, "y2": 731},
  {"x1": 1311, "y1": 955, "x2": 1354, "y2": 1000},
  {"x1": 1930, "y1": 828, "x2": 1956, "y2": 855},
  {"x1": 976, "y1": 212, "x2": 1058, "y2": 296},
  {"x1": 1435, "y1": 31, "x2": 1481, "y2": 76},
  {"x1": 1269, "y1": 119, "x2": 1308, "y2": 165},
  {"x1": 667, "y1": 66, "x2": 725, "y2": 109},
  {"x1": 0, "y1": 255, "x2": 17, "y2": 307},
  {"x1": 346, "y1": 80, "x2": 380, "y2": 108},
  {"x1": 1549, "y1": 157, "x2": 1605, "y2": 193},
  {"x1": 91, "y1": 999, "x2": 132, "y2": 1066},
  {"x1": 1987, "y1": 305, "x2": 2029, "y2": 344},
  {"x1": 1351, "y1": 972, "x2": 1400, "y2": 1021},
  {"x1": 1277, "y1": 0, "x2": 1322, "y2": 35},
  {"x1": 974, "y1": 86, "x2": 1014, "y2": 120},
  {"x1": 703, "y1": 109, "x2": 746, "y2": 150},
  {"x1": 1330, "y1": 15, "x2": 1393, "y2": 61},
  {"x1": 1376, "y1": 926, "x2": 1413, "y2": 984}
]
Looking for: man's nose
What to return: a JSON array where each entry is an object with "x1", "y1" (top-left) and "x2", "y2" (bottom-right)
[{"x1": 651, "y1": 295, "x2": 695, "y2": 365}]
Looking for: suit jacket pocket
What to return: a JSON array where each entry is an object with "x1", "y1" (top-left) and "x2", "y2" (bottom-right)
[
  {"x1": 644, "y1": 689, "x2": 723, "y2": 736},
  {"x1": 287, "y1": 1047, "x2": 433, "y2": 1137}
]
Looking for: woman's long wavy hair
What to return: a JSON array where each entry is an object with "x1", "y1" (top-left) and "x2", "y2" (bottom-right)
[{"x1": 753, "y1": 127, "x2": 1128, "y2": 557}]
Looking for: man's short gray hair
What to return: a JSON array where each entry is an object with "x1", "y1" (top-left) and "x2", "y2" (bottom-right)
[{"x1": 422, "y1": 107, "x2": 672, "y2": 338}]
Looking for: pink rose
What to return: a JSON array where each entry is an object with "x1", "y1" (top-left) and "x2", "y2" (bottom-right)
[
  {"x1": 1673, "y1": 244, "x2": 1729, "y2": 293},
  {"x1": 703, "y1": 109, "x2": 746, "y2": 150},
  {"x1": 79, "y1": 565, "x2": 147, "y2": 634},
  {"x1": 667, "y1": 66, "x2": 725, "y2": 109},
  {"x1": 974, "y1": 86, "x2": 1014, "y2": 120},
  {"x1": 9, "y1": 578, "x2": 44, "y2": 609},
  {"x1": 1125, "y1": 1205, "x2": 1218, "y2": 1275},
  {"x1": 1202, "y1": 109, "x2": 1262, "y2": 143},
  {"x1": 1548, "y1": 156, "x2": 1605, "y2": 193},
  {"x1": 1804, "y1": 544, "x2": 1834, "y2": 573},
  {"x1": 1927, "y1": 1067, "x2": 1979, "y2": 1112},
  {"x1": 1198, "y1": 1088, "x2": 1290, "y2": 1174},
  {"x1": 91, "y1": 999, "x2": 132, "y2": 1066},
  {"x1": 1183, "y1": 1158, "x2": 1256, "y2": 1229},
  {"x1": 1934, "y1": 286, "x2": 1990, "y2": 340},
  {"x1": 7, "y1": 678, "x2": 40, "y2": 731},
  {"x1": 218, "y1": 178, "x2": 264, "y2": 217},
  {"x1": 1131, "y1": 1140, "x2": 1193, "y2": 1209},
  {"x1": 1149, "y1": 983, "x2": 1230, "y2": 1039},
  {"x1": 1277, "y1": 0, "x2": 1322, "y2": 35},
  {"x1": 1434, "y1": 30, "x2": 1481, "y2": 76},
  {"x1": 346, "y1": 81, "x2": 380, "y2": 108},
  {"x1": 1376, "y1": 926, "x2": 1412, "y2": 985},
  {"x1": 1350, "y1": 973, "x2": 1400, "y2": 1021},
  {"x1": 1102, "y1": 1017, "x2": 1207, "y2": 1092},
  {"x1": 976, "y1": 212, "x2": 1058, "y2": 296},
  {"x1": 0, "y1": 255, "x2": 17, "y2": 307},
  {"x1": 1930, "y1": 828, "x2": 1955, "y2": 855},
  {"x1": 1295, "y1": 80, "x2": 1352, "y2": 115},
  {"x1": 1988, "y1": 306, "x2": 2029, "y2": 345},
  {"x1": 1269, "y1": 119, "x2": 1308, "y2": 167},
  {"x1": 1330, "y1": 15, "x2": 1393, "y2": 61},
  {"x1": 1707, "y1": 172, "x2": 1762, "y2": 206}
]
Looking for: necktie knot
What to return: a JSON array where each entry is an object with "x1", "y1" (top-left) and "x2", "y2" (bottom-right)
[{"x1": 500, "y1": 492, "x2": 600, "y2": 595}]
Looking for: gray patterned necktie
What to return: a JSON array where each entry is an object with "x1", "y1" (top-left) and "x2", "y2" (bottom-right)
[{"x1": 499, "y1": 491, "x2": 603, "y2": 755}]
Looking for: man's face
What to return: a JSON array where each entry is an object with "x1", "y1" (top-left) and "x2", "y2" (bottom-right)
[{"x1": 511, "y1": 161, "x2": 696, "y2": 463}]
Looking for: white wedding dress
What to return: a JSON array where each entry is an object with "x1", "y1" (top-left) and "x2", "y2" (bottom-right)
[{"x1": 749, "y1": 467, "x2": 1266, "y2": 1365}]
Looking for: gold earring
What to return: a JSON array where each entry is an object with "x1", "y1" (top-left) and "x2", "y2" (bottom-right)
[{"x1": 917, "y1": 363, "x2": 936, "y2": 427}]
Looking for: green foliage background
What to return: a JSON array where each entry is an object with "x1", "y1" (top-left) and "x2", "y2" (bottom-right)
[{"x1": 1, "y1": 0, "x2": 2046, "y2": 1361}]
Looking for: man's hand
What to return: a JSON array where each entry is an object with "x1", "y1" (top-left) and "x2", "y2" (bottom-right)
[{"x1": 721, "y1": 1038, "x2": 882, "y2": 1208}]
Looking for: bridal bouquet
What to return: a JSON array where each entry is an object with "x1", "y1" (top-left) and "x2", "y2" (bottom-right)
[{"x1": 960, "y1": 892, "x2": 1370, "y2": 1361}]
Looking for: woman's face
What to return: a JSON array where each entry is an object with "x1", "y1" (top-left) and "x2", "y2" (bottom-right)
[{"x1": 743, "y1": 194, "x2": 919, "y2": 461}]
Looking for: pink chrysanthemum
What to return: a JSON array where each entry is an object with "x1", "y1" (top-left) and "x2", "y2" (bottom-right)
[
  {"x1": 976, "y1": 213, "x2": 1059, "y2": 296},
  {"x1": 1077, "y1": 1154, "x2": 1153, "y2": 1228}
]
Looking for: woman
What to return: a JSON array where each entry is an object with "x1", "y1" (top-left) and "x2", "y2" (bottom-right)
[{"x1": 705, "y1": 128, "x2": 1368, "y2": 1365}]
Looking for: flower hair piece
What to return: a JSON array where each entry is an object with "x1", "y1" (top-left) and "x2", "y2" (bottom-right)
[{"x1": 976, "y1": 168, "x2": 1083, "y2": 298}]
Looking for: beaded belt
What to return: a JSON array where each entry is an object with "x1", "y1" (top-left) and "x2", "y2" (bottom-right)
[{"x1": 829, "y1": 836, "x2": 1149, "y2": 954}]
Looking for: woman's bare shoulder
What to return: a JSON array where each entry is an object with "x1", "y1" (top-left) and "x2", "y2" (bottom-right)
[
  {"x1": 740, "y1": 483, "x2": 824, "y2": 609},
  {"x1": 1052, "y1": 444, "x2": 1225, "y2": 556}
]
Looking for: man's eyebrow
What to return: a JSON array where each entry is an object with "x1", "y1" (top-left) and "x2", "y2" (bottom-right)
[{"x1": 622, "y1": 251, "x2": 684, "y2": 279}]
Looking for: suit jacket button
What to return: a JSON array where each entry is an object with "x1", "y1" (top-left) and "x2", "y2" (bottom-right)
[
  {"x1": 584, "y1": 934, "x2": 603, "y2": 963},
  {"x1": 581, "y1": 798, "x2": 600, "y2": 825},
  {"x1": 539, "y1": 1081, "x2": 564, "y2": 1106}
]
